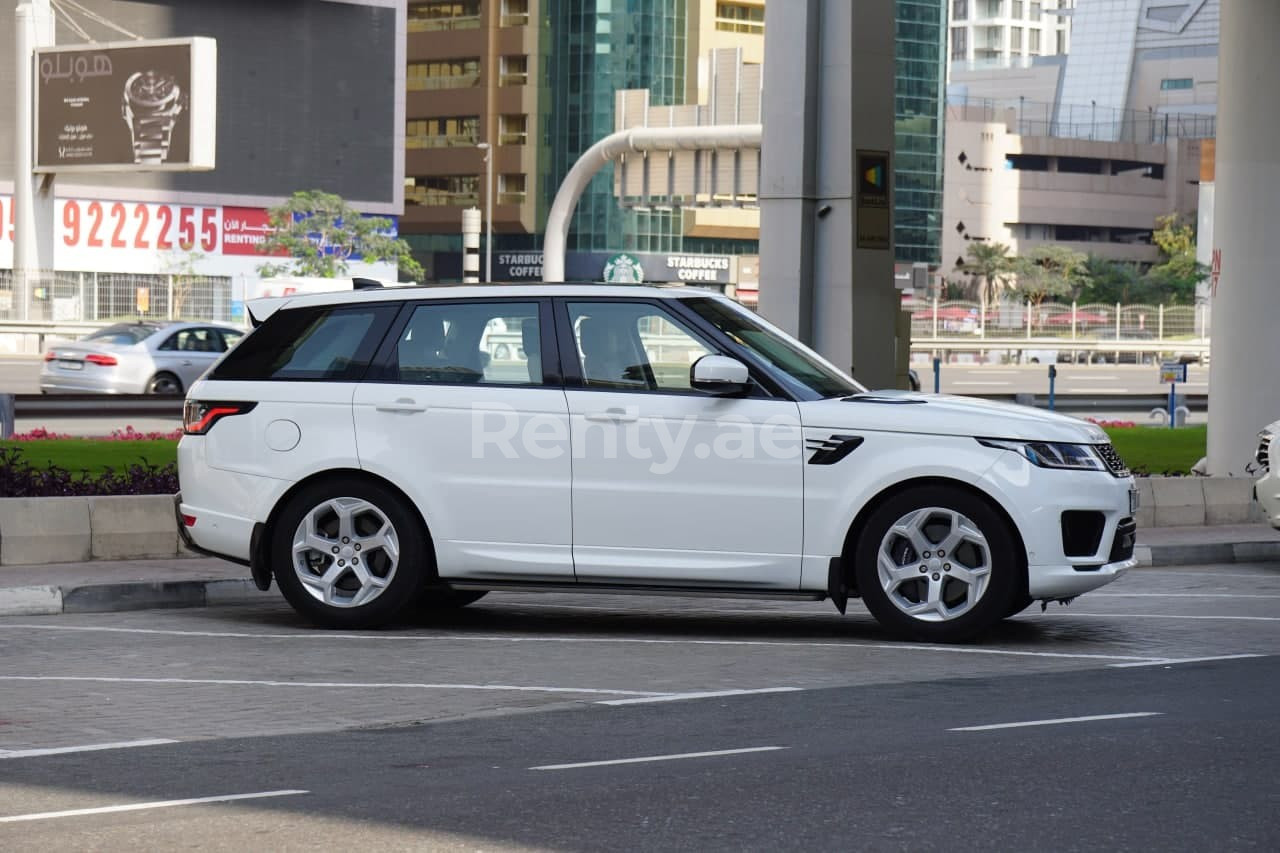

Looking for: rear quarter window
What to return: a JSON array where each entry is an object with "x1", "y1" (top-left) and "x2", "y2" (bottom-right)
[{"x1": 209, "y1": 304, "x2": 397, "y2": 381}]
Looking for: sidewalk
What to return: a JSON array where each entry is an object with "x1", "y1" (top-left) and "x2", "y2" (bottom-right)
[{"x1": 1, "y1": 525, "x2": 1278, "y2": 617}]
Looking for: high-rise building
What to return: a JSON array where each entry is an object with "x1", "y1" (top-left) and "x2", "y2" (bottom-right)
[
  {"x1": 896, "y1": 0, "x2": 949, "y2": 265},
  {"x1": 947, "y1": 0, "x2": 1073, "y2": 68}
]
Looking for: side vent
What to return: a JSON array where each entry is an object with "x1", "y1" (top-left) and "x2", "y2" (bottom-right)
[{"x1": 806, "y1": 434, "x2": 864, "y2": 466}]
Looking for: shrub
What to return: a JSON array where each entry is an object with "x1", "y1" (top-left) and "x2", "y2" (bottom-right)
[{"x1": 0, "y1": 446, "x2": 178, "y2": 497}]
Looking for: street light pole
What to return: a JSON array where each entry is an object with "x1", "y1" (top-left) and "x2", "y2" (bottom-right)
[{"x1": 477, "y1": 142, "x2": 493, "y2": 282}]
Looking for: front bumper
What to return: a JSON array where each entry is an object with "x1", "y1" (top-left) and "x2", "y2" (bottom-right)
[{"x1": 1256, "y1": 467, "x2": 1280, "y2": 530}]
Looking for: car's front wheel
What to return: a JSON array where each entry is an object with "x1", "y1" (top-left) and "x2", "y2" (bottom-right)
[
  {"x1": 272, "y1": 478, "x2": 430, "y2": 628},
  {"x1": 148, "y1": 372, "x2": 183, "y2": 395},
  {"x1": 854, "y1": 485, "x2": 1020, "y2": 642}
]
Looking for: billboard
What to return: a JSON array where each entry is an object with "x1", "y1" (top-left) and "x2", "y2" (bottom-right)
[{"x1": 35, "y1": 38, "x2": 217, "y2": 173}]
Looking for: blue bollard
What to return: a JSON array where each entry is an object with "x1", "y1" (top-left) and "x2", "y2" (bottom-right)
[
  {"x1": 1168, "y1": 383, "x2": 1176, "y2": 429},
  {"x1": 1048, "y1": 364, "x2": 1057, "y2": 411},
  {"x1": 932, "y1": 357, "x2": 941, "y2": 394}
]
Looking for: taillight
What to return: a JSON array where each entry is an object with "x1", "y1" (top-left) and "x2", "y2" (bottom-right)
[
  {"x1": 85, "y1": 353, "x2": 118, "y2": 366},
  {"x1": 43, "y1": 351, "x2": 56, "y2": 361},
  {"x1": 183, "y1": 400, "x2": 257, "y2": 435}
]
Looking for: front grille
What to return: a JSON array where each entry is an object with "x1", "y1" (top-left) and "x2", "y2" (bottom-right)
[
  {"x1": 1109, "y1": 518, "x2": 1138, "y2": 563},
  {"x1": 1257, "y1": 434, "x2": 1272, "y2": 470},
  {"x1": 1095, "y1": 443, "x2": 1130, "y2": 477}
]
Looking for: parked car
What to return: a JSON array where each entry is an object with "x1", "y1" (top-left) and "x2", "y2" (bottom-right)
[
  {"x1": 1255, "y1": 419, "x2": 1280, "y2": 530},
  {"x1": 41, "y1": 321, "x2": 245, "y2": 395},
  {"x1": 1082, "y1": 328, "x2": 1157, "y2": 365},
  {"x1": 176, "y1": 283, "x2": 1138, "y2": 643}
]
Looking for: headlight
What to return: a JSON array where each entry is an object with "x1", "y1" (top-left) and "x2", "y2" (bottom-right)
[{"x1": 978, "y1": 438, "x2": 1108, "y2": 472}]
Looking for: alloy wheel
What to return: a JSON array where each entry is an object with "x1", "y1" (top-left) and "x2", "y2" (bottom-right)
[
  {"x1": 876, "y1": 506, "x2": 992, "y2": 622},
  {"x1": 291, "y1": 497, "x2": 400, "y2": 608}
]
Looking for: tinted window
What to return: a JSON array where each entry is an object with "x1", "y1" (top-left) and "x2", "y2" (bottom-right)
[
  {"x1": 391, "y1": 301, "x2": 541, "y2": 386},
  {"x1": 85, "y1": 324, "x2": 159, "y2": 345},
  {"x1": 566, "y1": 301, "x2": 714, "y2": 392},
  {"x1": 159, "y1": 328, "x2": 224, "y2": 353},
  {"x1": 684, "y1": 297, "x2": 863, "y2": 399},
  {"x1": 210, "y1": 305, "x2": 396, "y2": 381}
]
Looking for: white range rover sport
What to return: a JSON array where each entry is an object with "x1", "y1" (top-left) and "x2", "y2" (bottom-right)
[{"x1": 177, "y1": 283, "x2": 1139, "y2": 642}]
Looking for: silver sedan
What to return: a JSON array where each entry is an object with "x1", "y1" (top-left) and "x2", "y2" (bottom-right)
[{"x1": 40, "y1": 321, "x2": 245, "y2": 395}]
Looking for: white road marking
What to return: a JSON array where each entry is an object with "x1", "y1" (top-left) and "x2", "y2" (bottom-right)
[
  {"x1": 950, "y1": 381, "x2": 1012, "y2": 386},
  {"x1": 1068, "y1": 612, "x2": 1280, "y2": 622},
  {"x1": 599, "y1": 687, "x2": 802, "y2": 706},
  {"x1": 0, "y1": 676, "x2": 667, "y2": 697},
  {"x1": 531, "y1": 746, "x2": 786, "y2": 771},
  {"x1": 1071, "y1": 375, "x2": 1119, "y2": 380},
  {"x1": 0, "y1": 790, "x2": 308, "y2": 824},
  {"x1": 1109, "y1": 654, "x2": 1266, "y2": 669},
  {"x1": 949, "y1": 712, "x2": 1161, "y2": 732},
  {"x1": 0, "y1": 624, "x2": 1160, "y2": 663},
  {"x1": 1095, "y1": 592, "x2": 1280, "y2": 599},
  {"x1": 0, "y1": 739, "x2": 175, "y2": 760}
]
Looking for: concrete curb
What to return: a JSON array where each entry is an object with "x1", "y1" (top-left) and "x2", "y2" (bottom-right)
[{"x1": 0, "y1": 578, "x2": 265, "y2": 617}]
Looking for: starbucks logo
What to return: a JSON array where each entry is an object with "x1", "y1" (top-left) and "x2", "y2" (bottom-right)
[{"x1": 603, "y1": 253, "x2": 644, "y2": 284}]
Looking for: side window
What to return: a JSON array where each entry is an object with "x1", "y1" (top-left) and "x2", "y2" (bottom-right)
[
  {"x1": 162, "y1": 328, "x2": 222, "y2": 353},
  {"x1": 394, "y1": 301, "x2": 542, "y2": 386},
  {"x1": 566, "y1": 301, "x2": 713, "y2": 392},
  {"x1": 218, "y1": 329, "x2": 244, "y2": 351},
  {"x1": 210, "y1": 304, "x2": 397, "y2": 381}
]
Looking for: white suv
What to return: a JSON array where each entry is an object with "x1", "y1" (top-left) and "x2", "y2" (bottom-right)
[{"x1": 177, "y1": 283, "x2": 1138, "y2": 642}]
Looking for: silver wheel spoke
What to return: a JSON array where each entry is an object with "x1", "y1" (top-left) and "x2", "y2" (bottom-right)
[
  {"x1": 878, "y1": 505, "x2": 993, "y2": 623},
  {"x1": 291, "y1": 496, "x2": 400, "y2": 610}
]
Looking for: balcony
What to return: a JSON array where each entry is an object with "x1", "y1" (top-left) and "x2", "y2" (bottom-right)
[
  {"x1": 408, "y1": 15, "x2": 480, "y2": 33},
  {"x1": 407, "y1": 73, "x2": 481, "y2": 91},
  {"x1": 405, "y1": 188, "x2": 480, "y2": 207},
  {"x1": 406, "y1": 134, "x2": 481, "y2": 150}
]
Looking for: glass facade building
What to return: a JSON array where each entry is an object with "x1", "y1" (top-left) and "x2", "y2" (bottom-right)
[
  {"x1": 895, "y1": 0, "x2": 947, "y2": 265},
  {"x1": 542, "y1": 0, "x2": 689, "y2": 253}
]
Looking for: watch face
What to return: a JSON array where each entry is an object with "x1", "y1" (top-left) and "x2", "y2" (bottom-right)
[{"x1": 124, "y1": 71, "x2": 182, "y2": 111}]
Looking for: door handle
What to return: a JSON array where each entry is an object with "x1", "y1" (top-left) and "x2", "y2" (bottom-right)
[
  {"x1": 375, "y1": 397, "x2": 427, "y2": 414},
  {"x1": 181, "y1": 360, "x2": 193, "y2": 366},
  {"x1": 584, "y1": 407, "x2": 638, "y2": 423}
]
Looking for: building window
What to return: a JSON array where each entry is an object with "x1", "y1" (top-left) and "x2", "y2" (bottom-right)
[
  {"x1": 404, "y1": 175, "x2": 480, "y2": 207},
  {"x1": 406, "y1": 116, "x2": 479, "y2": 149},
  {"x1": 1028, "y1": 28, "x2": 1041, "y2": 54},
  {"x1": 1161, "y1": 77, "x2": 1194, "y2": 90},
  {"x1": 1029, "y1": 1, "x2": 1041, "y2": 21},
  {"x1": 407, "y1": 1, "x2": 480, "y2": 32},
  {"x1": 950, "y1": 26, "x2": 968, "y2": 59},
  {"x1": 1056, "y1": 29, "x2": 1066, "y2": 54},
  {"x1": 498, "y1": 114, "x2": 527, "y2": 146},
  {"x1": 981, "y1": 0, "x2": 1003, "y2": 17},
  {"x1": 499, "y1": 55, "x2": 528, "y2": 86},
  {"x1": 501, "y1": 0, "x2": 529, "y2": 27},
  {"x1": 1012, "y1": 0, "x2": 1023, "y2": 17},
  {"x1": 406, "y1": 59, "x2": 480, "y2": 91},
  {"x1": 498, "y1": 174, "x2": 527, "y2": 205},
  {"x1": 1010, "y1": 26, "x2": 1022, "y2": 51},
  {"x1": 952, "y1": 0, "x2": 968, "y2": 19},
  {"x1": 715, "y1": 2, "x2": 765, "y2": 34}
]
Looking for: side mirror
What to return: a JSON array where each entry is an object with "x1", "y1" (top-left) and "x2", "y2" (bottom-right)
[{"x1": 690, "y1": 354, "x2": 751, "y2": 396}]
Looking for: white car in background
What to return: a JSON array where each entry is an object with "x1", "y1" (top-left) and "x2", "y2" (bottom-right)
[
  {"x1": 176, "y1": 283, "x2": 1138, "y2": 643},
  {"x1": 1255, "y1": 420, "x2": 1280, "y2": 529},
  {"x1": 41, "y1": 321, "x2": 245, "y2": 395}
]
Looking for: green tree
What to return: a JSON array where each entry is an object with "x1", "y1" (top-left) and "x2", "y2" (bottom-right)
[
  {"x1": 1142, "y1": 214, "x2": 1206, "y2": 304},
  {"x1": 256, "y1": 189, "x2": 424, "y2": 282},
  {"x1": 960, "y1": 242, "x2": 1015, "y2": 307},
  {"x1": 1076, "y1": 254, "x2": 1152, "y2": 304},
  {"x1": 1012, "y1": 245, "x2": 1087, "y2": 307}
]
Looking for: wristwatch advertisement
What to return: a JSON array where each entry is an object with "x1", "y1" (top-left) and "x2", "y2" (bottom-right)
[
  {"x1": 122, "y1": 70, "x2": 184, "y2": 165},
  {"x1": 34, "y1": 38, "x2": 216, "y2": 172}
]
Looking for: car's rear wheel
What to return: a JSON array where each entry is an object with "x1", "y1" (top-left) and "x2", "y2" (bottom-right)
[
  {"x1": 420, "y1": 589, "x2": 488, "y2": 611},
  {"x1": 272, "y1": 478, "x2": 429, "y2": 628},
  {"x1": 854, "y1": 485, "x2": 1020, "y2": 642},
  {"x1": 148, "y1": 372, "x2": 183, "y2": 395}
]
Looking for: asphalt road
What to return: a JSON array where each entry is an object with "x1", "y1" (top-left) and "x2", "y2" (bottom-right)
[{"x1": 1, "y1": 562, "x2": 1276, "y2": 850}]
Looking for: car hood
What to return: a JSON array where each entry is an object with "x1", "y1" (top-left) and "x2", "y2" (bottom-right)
[{"x1": 800, "y1": 390, "x2": 1109, "y2": 444}]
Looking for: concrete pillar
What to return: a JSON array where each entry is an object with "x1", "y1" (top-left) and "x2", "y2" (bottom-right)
[
  {"x1": 13, "y1": 0, "x2": 56, "y2": 321},
  {"x1": 758, "y1": 0, "x2": 897, "y2": 389},
  {"x1": 1206, "y1": 0, "x2": 1280, "y2": 475}
]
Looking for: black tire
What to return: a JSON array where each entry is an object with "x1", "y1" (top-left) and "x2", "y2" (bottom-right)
[
  {"x1": 1004, "y1": 594, "x2": 1034, "y2": 618},
  {"x1": 420, "y1": 589, "x2": 488, "y2": 611},
  {"x1": 854, "y1": 484, "x2": 1021, "y2": 643},
  {"x1": 271, "y1": 477, "x2": 431, "y2": 628},
  {"x1": 148, "y1": 372, "x2": 183, "y2": 395}
]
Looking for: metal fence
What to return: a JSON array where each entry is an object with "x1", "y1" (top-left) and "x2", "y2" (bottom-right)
[
  {"x1": 0, "y1": 269, "x2": 233, "y2": 324},
  {"x1": 907, "y1": 299, "x2": 1209, "y2": 340},
  {"x1": 946, "y1": 96, "x2": 1216, "y2": 144}
]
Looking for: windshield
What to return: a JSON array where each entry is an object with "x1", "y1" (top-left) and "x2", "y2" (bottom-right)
[
  {"x1": 683, "y1": 297, "x2": 865, "y2": 399},
  {"x1": 85, "y1": 324, "x2": 160, "y2": 345}
]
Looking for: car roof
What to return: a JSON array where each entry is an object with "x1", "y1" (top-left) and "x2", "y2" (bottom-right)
[{"x1": 247, "y1": 282, "x2": 725, "y2": 323}]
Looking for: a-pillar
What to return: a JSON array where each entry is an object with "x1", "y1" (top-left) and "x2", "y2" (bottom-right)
[
  {"x1": 757, "y1": 0, "x2": 897, "y2": 390},
  {"x1": 1206, "y1": 0, "x2": 1280, "y2": 474}
]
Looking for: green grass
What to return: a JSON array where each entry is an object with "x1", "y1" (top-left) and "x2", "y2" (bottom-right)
[
  {"x1": 1102, "y1": 424, "x2": 1206, "y2": 475},
  {"x1": 1, "y1": 439, "x2": 177, "y2": 475}
]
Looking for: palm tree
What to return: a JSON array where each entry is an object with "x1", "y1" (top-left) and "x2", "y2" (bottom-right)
[{"x1": 960, "y1": 242, "x2": 1015, "y2": 309}]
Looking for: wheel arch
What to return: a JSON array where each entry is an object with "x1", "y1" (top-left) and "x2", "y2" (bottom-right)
[
  {"x1": 254, "y1": 468, "x2": 438, "y2": 584},
  {"x1": 148, "y1": 370, "x2": 184, "y2": 394},
  {"x1": 837, "y1": 476, "x2": 1028, "y2": 601}
]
